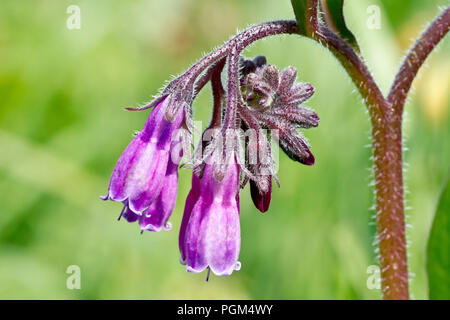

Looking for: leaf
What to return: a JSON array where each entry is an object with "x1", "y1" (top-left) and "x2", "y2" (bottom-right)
[
  {"x1": 319, "y1": 0, "x2": 360, "y2": 52},
  {"x1": 290, "y1": 0, "x2": 309, "y2": 36},
  {"x1": 427, "y1": 175, "x2": 450, "y2": 300}
]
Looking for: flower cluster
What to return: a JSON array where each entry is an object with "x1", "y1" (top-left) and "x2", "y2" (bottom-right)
[{"x1": 103, "y1": 21, "x2": 319, "y2": 278}]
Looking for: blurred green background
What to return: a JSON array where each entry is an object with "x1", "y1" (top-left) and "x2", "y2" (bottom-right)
[{"x1": 0, "y1": 0, "x2": 448, "y2": 299}]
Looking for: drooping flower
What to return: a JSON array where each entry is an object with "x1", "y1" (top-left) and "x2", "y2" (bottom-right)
[
  {"x1": 102, "y1": 23, "x2": 320, "y2": 279},
  {"x1": 179, "y1": 154, "x2": 241, "y2": 276},
  {"x1": 117, "y1": 149, "x2": 181, "y2": 233},
  {"x1": 138, "y1": 152, "x2": 180, "y2": 232},
  {"x1": 240, "y1": 121, "x2": 273, "y2": 213},
  {"x1": 103, "y1": 95, "x2": 184, "y2": 218}
]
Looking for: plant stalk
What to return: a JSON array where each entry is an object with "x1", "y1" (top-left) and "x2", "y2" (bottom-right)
[
  {"x1": 311, "y1": 22, "x2": 409, "y2": 299},
  {"x1": 388, "y1": 7, "x2": 450, "y2": 114},
  {"x1": 304, "y1": 4, "x2": 449, "y2": 299},
  {"x1": 371, "y1": 102, "x2": 409, "y2": 299}
]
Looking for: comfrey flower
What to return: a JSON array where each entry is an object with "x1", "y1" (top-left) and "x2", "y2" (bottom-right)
[
  {"x1": 119, "y1": 153, "x2": 181, "y2": 232},
  {"x1": 103, "y1": 20, "x2": 319, "y2": 278},
  {"x1": 179, "y1": 152, "x2": 241, "y2": 276},
  {"x1": 102, "y1": 95, "x2": 184, "y2": 231}
]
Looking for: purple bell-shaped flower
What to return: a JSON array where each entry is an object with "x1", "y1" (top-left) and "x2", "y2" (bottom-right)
[
  {"x1": 103, "y1": 96, "x2": 184, "y2": 221},
  {"x1": 179, "y1": 154, "x2": 241, "y2": 276}
]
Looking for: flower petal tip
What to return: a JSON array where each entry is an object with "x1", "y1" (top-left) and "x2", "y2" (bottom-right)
[{"x1": 303, "y1": 150, "x2": 315, "y2": 166}]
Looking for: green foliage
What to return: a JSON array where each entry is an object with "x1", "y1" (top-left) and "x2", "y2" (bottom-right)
[
  {"x1": 320, "y1": 0, "x2": 360, "y2": 52},
  {"x1": 427, "y1": 176, "x2": 450, "y2": 299},
  {"x1": 290, "y1": 0, "x2": 309, "y2": 35}
]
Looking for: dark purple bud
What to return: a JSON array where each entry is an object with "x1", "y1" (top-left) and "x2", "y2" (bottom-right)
[
  {"x1": 250, "y1": 178, "x2": 272, "y2": 213},
  {"x1": 240, "y1": 58, "x2": 257, "y2": 76},
  {"x1": 258, "y1": 114, "x2": 316, "y2": 166},
  {"x1": 252, "y1": 55, "x2": 267, "y2": 67},
  {"x1": 279, "y1": 129, "x2": 315, "y2": 165}
]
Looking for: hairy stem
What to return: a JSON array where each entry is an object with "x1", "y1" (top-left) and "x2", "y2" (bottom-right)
[
  {"x1": 303, "y1": 3, "x2": 449, "y2": 299},
  {"x1": 210, "y1": 59, "x2": 226, "y2": 128},
  {"x1": 388, "y1": 7, "x2": 450, "y2": 115},
  {"x1": 305, "y1": 0, "x2": 319, "y2": 37},
  {"x1": 375, "y1": 7, "x2": 449, "y2": 298},
  {"x1": 193, "y1": 59, "x2": 224, "y2": 100},
  {"x1": 186, "y1": 20, "x2": 299, "y2": 81},
  {"x1": 223, "y1": 47, "x2": 240, "y2": 130},
  {"x1": 315, "y1": 25, "x2": 388, "y2": 124},
  {"x1": 371, "y1": 107, "x2": 408, "y2": 299},
  {"x1": 303, "y1": 0, "x2": 409, "y2": 299},
  {"x1": 127, "y1": 21, "x2": 298, "y2": 113}
]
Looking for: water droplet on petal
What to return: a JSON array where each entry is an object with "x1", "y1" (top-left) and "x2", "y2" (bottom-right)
[
  {"x1": 164, "y1": 222, "x2": 173, "y2": 231},
  {"x1": 234, "y1": 261, "x2": 241, "y2": 271}
]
